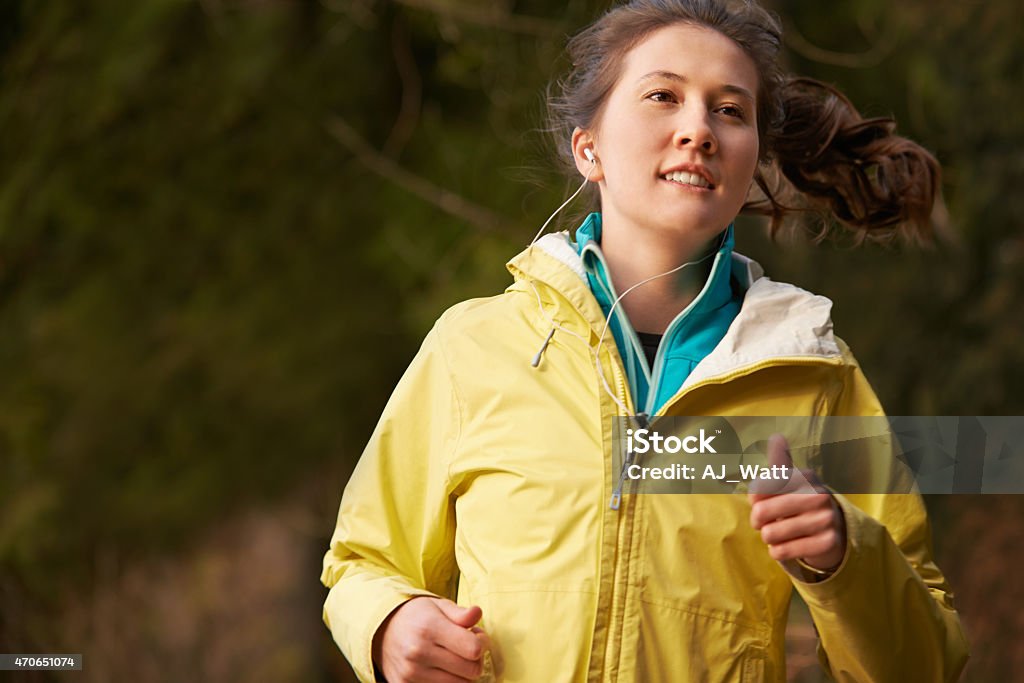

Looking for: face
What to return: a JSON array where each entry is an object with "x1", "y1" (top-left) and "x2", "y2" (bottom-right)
[{"x1": 575, "y1": 23, "x2": 760, "y2": 243}]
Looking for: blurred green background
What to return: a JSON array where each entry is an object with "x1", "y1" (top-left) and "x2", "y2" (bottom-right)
[{"x1": 0, "y1": 1, "x2": 1021, "y2": 681}]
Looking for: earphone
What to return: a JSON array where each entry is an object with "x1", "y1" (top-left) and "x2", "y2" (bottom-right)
[{"x1": 584, "y1": 148, "x2": 596, "y2": 163}]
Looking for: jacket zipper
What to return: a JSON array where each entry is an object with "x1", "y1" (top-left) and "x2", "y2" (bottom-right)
[
  {"x1": 606, "y1": 349, "x2": 638, "y2": 510},
  {"x1": 598, "y1": 347, "x2": 643, "y2": 683},
  {"x1": 609, "y1": 412, "x2": 650, "y2": 511}
]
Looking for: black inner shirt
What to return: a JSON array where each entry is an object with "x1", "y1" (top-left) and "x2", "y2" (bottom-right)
[{"x1": 635, "y1": 331, "x2": 663, "y2": 370}]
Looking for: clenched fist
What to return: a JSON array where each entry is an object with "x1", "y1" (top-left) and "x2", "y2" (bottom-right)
[
  {"x1": 373, "y1": 596, "x2": 491, "y2": 682},
  {"x1": 748, "y1": 433, "x2": 846, "y2": 574}
]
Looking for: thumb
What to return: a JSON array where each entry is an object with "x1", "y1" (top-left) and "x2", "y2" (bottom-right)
[
  {"x1": 435, "y1": 599, "x2": 483, "y2": 629},
  {"x1": 749, "y1": 433, "x2": 798, "y2": 498},
  {"x1": 767, "y1": 433, "x2": 793, "y2": 470}
]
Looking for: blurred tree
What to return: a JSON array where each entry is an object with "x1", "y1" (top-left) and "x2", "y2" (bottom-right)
[{"x1": 0, "y1": 0, "x2": 424, "y2": 613}]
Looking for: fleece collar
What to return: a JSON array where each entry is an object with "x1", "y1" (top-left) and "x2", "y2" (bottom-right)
[
  {"x1": 572, "y1": 212, "x2": 737, "y2": 333},
  {"x1": 570, "y1": 213, "x2": 740, "y2": 413}
]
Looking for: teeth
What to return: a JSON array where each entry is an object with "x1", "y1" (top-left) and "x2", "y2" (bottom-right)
[{"x1": 663, "y1": 171, "x2": 710, "y2": 188}]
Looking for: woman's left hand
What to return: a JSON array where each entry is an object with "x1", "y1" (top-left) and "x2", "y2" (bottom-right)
[{"x1": 748, "y1": 434, "x2": 846, "y2": 572}]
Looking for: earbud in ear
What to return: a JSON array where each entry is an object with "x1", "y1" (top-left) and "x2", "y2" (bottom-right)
[{"x1": 584, "y1": 148, "x2": 596, "y2": 163}]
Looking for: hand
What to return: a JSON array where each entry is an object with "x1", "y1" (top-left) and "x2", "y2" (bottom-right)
[
  {"x1": 748, "y1": 434, "x2": 846, "y2": 573},
  {"x1": 373, "y1": 596, "x2": 490, "y2": 683}
]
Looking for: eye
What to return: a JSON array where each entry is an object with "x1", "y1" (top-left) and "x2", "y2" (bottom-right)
[
  {"x1": 645, "y1": 90, "x2": 677, "y2": 104},
  {"x1": 717, "y1": 104, "x2": 745, "y2": 119}
]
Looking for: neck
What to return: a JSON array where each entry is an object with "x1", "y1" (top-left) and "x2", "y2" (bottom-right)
[{"x1": 599, "y1": 214, "x2": 721, "y2": 335}]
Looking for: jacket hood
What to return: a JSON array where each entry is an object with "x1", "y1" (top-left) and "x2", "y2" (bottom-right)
[{"x1": 507, "y1": 232, "x2": 843, "y2": 389}]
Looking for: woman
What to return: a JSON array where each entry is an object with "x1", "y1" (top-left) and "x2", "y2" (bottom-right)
[{"x1": 322, "y1": 1, "x2": 968, "y2": 681}]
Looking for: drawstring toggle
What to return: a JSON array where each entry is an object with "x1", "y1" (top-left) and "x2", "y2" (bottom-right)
[{"x1": 530, "y1": 328, "x2": 557, "y2": 368}]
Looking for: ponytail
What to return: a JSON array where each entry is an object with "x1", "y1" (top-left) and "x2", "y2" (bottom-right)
[{"x1": 749, "y1": 77, "x2": 941, "y2": 243}]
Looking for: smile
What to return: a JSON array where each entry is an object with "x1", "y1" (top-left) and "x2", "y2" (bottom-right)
[{"x1": 660, "y1": 171, "x2": 714, "y2": 190}]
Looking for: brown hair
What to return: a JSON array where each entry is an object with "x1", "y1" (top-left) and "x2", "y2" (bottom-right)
[{"x1": 546, "y1": 0, "x2": 940, "y2": 242}]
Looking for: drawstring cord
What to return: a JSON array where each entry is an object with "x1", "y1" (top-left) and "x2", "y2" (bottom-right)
[
  {"x1": 524, "y1": 154, "x2": 597, "y2": 370},
  {"x1": 530, "y1": 328, "x2": 556, "y2": 368},
  {"x1": 527, "y1": 277, "x2": 632, "y2": 416}
]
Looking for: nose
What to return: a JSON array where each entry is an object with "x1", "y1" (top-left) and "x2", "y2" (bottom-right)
[{"x1": 673, "y1": 109, "x2": 718, "y2": 155}]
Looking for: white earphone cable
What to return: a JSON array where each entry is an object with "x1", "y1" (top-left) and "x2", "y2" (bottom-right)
[
  {"x1": 592, "y1": 233, "x2": 724, "y2": 385},
  {"x1": 528, "y1": 156, "x2": 597, "y2": 248},
  {"x1": 526, "y1": 152, "x2": 725, "y2": 420}
]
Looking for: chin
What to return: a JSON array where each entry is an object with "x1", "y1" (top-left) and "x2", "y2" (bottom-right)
[{"x1": 656, "y1": 213, "x2": 726, "y2": 237}]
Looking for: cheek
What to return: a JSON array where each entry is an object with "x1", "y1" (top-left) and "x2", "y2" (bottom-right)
[
  {"x1": 731, "y1": 132, "x2": 760, "y2": 186},
  {"x1": 601, "y1": 112, "x2": 661, "y2": 159},
  {"x1": 602, "y1": 133, "x2": 651, "y2": 182}
]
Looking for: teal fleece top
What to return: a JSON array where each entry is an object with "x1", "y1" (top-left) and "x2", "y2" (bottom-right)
[{"x1": 573, "y1": 212, "x2": 743, "y2": 415}]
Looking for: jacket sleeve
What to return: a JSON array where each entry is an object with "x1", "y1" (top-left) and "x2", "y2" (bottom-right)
[
  {"x1": 791, "y1": 345, "x2": 969, "y2": 682},
  {"x1": 320, "y1": 318, "x2": 462, "y2": 682}
]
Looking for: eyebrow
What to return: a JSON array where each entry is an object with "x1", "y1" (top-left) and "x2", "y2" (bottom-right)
[{"x1": 637, "y1": 70, "x2": 755, "y2": 103}]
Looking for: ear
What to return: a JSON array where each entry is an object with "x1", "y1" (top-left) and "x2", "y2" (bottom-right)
[{"x1": 571, "y1": 127, "x2": 604, "y2": 182}]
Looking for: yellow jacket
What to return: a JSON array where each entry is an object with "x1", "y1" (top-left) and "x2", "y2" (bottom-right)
[{"x1": 322, "y1": 234, "x2": 968, "y2": 682}]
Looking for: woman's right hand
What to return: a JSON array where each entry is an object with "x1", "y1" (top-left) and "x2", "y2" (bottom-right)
[{"x1": 372, "y1": 596, "x2": 491, "y2": 682}]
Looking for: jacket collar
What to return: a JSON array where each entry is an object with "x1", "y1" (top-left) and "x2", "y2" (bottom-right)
[{"x1": 506, "y1": 229, "x2": 842, "y2": 384}]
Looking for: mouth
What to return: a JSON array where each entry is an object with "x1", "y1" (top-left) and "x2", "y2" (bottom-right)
[{"x1": 660, "y1": 170, "x2": 715, "y2": 190}]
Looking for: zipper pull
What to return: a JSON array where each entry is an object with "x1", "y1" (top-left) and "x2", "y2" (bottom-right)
[
  {"x1": 609, "y1": 415, "x2": 649, "y2": 510},
  {"x1": 610, "y1": 448, "x2": 636, "y2": 510}
]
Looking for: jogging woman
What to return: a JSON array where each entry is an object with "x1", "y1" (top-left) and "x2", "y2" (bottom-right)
[{"x1": 322, "y1": 1, "x2": 968, "y2": 680}]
